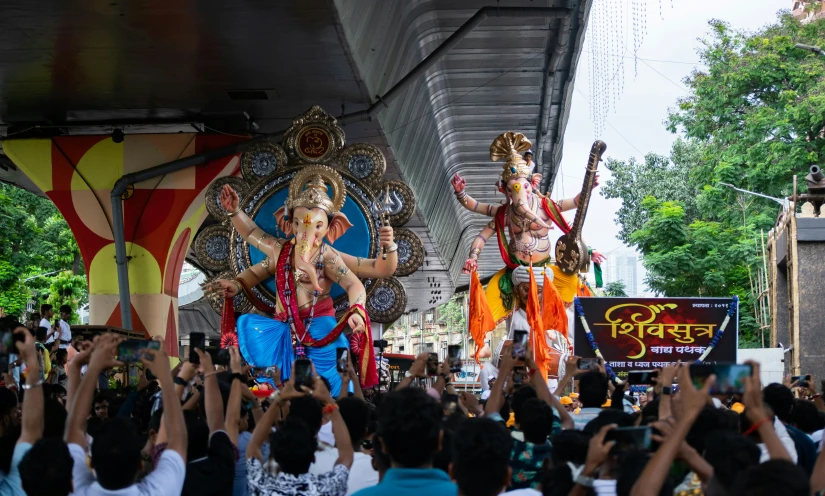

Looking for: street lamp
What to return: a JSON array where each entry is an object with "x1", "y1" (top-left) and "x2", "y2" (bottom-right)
[
  {"x1": 795, "y1": 43, "x2": 825, "y2": 57},
  {"x1": 717, "y1": 182, "x2": 789, "y2": 211}
]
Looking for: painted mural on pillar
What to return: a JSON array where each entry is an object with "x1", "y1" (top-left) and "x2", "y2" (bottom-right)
[{"x1": 3, "y1": 134, "x2": 244, "y2": 356}]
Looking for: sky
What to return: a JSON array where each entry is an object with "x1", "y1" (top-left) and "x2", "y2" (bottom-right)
[{"x1": 552, "y1": 0, "x2": 787, "y2": 294}]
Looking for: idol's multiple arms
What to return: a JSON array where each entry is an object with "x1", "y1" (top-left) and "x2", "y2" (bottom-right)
[{"x1": 324, "y1": 248, "x2": 367, "y2": 332}]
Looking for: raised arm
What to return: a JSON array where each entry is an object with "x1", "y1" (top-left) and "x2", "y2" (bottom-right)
[
  {"x1": 205, "y1": 258, "x2": 273, "y2": 300},
  {"x1": 324, "y1": 248, "x2": 367, "y2": 332},
  {"x1": 219, "y1": 184, "x2": 281, "y2": 251},
  {"x1": 527, "y1": 352, "x2": 573, "y2": 430},
  {"x1": 143, "y1": 338, "x2": 188, "y2": 461},
  {"x1": 338, "y1": 225, "x2": 398, "y2": 279},
  {"x1": 485, "y1": 343, "x2": 514, "y2": 417},
  {"x1": 461, "y1": 222, "x2": 496, "y2": 275},
  {"x1": 15, "y1": 327, "x2": 43, "y2": 445},
  {"x1": 195, "y1": 349, "x2": 225, "y2": 434},
  {"x1": 452, "y1": 173, "x2": 501, "y2": 217},
  {"x1": 225, "y1": 347, "x2": 244, "y2": 446},
  {"x1": 65, "y1": 333, "x2": 123, "y2": 447},
  {"x1": 314, "y1": 377, "x2": 354, "y2": 469}
]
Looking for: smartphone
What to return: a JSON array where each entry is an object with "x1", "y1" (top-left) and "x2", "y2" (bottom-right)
[
  {"x1": 206, "y1": 346, "x2": 230, "y2": 366},
  {"x1": 512, "y1": 330, "x2": 528, "y2": 360},
  {"x1": 0, "y1": 332, "x2": 12, "y2": 372},
  {"x1": 627, "y1": 370, "x2": 659, "y2": 385},
  {"x1": 426, "y1": 352, "x2": 439, "y2": 377},
  {"x1": 447, "y1": 345, "x2": 462, "y2": 373},
  {"x1": 689, "y1": 363, "x2": 753, "y2": 394},
  {"x1": 578, "y1": 358, "x2": 600, "y2": 371},
  {"x1": 117, "y1": 339, "x2": 160, "y2": 363},
  {"x1": 294, "y1": 358, "x2": 313, "y2": 391},
  {"x1": 513, "y1": 366, "x2": 527, "y2": 385},
  {"x1": 442, "y1": 393, "x2": 459, "y2": 416},
  {"x1": 606, "y1": 426, "x2": 652, "y2": 453},
  {"x1": 190, "y1": 332, "x2": 205, "y2": 365},
  {"x1": 336, "y1": 347, "x2": 349, "y2": 373}
]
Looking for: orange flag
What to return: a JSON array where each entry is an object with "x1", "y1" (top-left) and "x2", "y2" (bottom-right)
[
  {"x1": 542, "y1": 271, "x2": 569, "y2": 343},
  {"x1": 526, "y1": 267, "x2": 553, "y2": 381},
  {"x1": 468, "y1": 270, "x2": 496, "y2": 365}
]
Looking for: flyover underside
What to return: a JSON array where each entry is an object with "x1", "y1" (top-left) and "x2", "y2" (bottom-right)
[
  {"x1": 0, "y1": 0, "x2": 589, "y2": 313},
  {"x1": 335, "y1": 0, "x2": 591, "y2": 289}
]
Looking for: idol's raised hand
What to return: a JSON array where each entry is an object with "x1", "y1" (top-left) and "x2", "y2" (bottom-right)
[{"x1": 219, "y1": 184, "x2": 240, "y2": 213}]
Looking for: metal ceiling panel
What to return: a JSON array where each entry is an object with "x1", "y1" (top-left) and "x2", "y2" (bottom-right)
[{"x1": 334, "y1": 0, "x2": 591, "y2": 290}]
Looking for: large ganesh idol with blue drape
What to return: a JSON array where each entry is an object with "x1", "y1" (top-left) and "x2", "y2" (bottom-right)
[{"x1": 194, "y1": 106, "x2": 423, "y2": 395}]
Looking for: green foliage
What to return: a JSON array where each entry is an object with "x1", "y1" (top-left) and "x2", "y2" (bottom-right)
[
  {"x1": 437, "y1": 296, "x2": 466, "y2": 335},
  {"x1": 603, "y1": 139, "x2": 703, "y2": 244},
  {"x1": 0, "y1": 184, "x2": 86, "y2": 321},
  {"x1": 603, "y1": 281, "x2": 628, "y2": 297},
  {"x1": 601, "y1": 13, "x2": 825, "y2": 347}
]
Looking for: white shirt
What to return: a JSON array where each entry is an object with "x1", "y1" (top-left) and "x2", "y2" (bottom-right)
[
  {"x1": 69, "y1": 443, "x2": 185, "y2": 495},
  {"x1": 40, "y1": 318, "x2": 54, "y2": 343},
  {"x1": 310, "y1": 450, "x2": 378, "y2": 495},
  {"x1": 757, "y1": 419, "x2": 798, "y2": 463},
  {"x1": 318, "y1": 421, "x2": 335, "y2": 447},
  {"x1": 505, "y1": 489, "x2": 542, "y2": 495},
  {"x1": 593, "y1": 479, "x2": 618, "y2": 496},
  {"x1": 56, "y1": 320, "x2": 72, "y2": 349},
  {"x1": 572, "y1": 407, "x2": 602, "y2": 430}
]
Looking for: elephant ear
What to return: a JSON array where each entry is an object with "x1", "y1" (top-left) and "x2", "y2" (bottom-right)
[
  {"x1": 274, "y1": 207, "x2": 292, "y2": 236},
  {"x1": 326, "y1": 212, "x2": 353, "y2": 244},
  {"x1": 531, "y1": 173, "x2": 542, "y2": 190}
]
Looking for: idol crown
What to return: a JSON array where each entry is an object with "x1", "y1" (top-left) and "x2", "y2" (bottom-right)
[
  {"x1": 285, "y1": 165, "x2": 346, "y2": 215},
  {"x1": 490, "y1": 131, "x2": 533, "y2": 183}
]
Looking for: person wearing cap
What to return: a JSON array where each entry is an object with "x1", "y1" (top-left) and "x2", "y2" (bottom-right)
[
  {"x1": 559, "y1": 396, "x2": 575, "y2": 412},
  {"x1": 523, "y1": 149, "x2": 535, "y2": 174},
  {"x1": 509, "y1": 266, "x2": 572, "y2": 380},
  {"x1": 731, "y1": 402, "x2": 745, "y2": 414}
]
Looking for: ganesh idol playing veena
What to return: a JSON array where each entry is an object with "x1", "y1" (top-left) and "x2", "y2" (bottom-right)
[
  {"x1": 207, "y1": 165, "x2": 398, "y2": 396},
  {"x1": 457, "y1": 132, "x2": 605, "y2": 379}
]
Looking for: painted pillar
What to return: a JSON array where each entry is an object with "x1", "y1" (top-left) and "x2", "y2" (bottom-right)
[{"x1": 4, "y1": 134, "x2": 243, "y2": 355}]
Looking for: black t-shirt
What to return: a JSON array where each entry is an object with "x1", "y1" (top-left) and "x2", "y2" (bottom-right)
[{"x1": 181, "y1": 431, "x2": 237, "y2": 496}]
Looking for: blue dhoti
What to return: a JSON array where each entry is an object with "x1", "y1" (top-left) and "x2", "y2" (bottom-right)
[{"x1": 236, "y1": 314, "x2": 349, "y2": 396}]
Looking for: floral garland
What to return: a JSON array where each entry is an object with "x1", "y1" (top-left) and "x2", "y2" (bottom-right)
[{"x1": 574, "y1": 296, "x2": 739, "y2": 383}]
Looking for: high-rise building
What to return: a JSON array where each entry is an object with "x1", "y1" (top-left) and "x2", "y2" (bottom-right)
[
  {"x1": 792, "y1": 1, "x2": 825, "y2": 24},
  {"x1": 604, "y1": 248, "x2": 639, "y2": 296}
]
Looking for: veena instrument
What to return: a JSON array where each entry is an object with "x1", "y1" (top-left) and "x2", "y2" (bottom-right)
[{"x1": 555, "y1": 140, "x2": 606, "y2": 275}]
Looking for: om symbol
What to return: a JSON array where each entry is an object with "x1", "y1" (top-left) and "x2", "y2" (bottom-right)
[{"x1": 298, "y1": 128, "x2": 330, "y2": 159}]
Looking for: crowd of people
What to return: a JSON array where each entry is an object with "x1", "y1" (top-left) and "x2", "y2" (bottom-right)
[{"x1": 1, "y1": 315, "x2": 825, "y2": 496}]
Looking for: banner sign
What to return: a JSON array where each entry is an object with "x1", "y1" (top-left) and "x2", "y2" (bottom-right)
[{"x1": 573, "y1": 297, "x2": 738, "y2": 379}]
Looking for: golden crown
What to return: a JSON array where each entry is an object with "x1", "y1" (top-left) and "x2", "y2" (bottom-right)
[
  {"x1": 285, "y1": 165, "x2": 346, "y2": 215},
  {"x1": 490, "y1": 131, "x2": 533, "y2": 183}
]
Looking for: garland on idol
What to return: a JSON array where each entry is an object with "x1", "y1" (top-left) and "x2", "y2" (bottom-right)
[{"x1": 573, "y1": 295, "x2": 739, "y2": 383}]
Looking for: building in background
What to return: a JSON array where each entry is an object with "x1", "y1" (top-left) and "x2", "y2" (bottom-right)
[
  {"x1": 604, "y1": 248, "x2": 640, "y2": 296},
  {"x1": 792, "y1": 1, "x2": 825, "y2": 24}
]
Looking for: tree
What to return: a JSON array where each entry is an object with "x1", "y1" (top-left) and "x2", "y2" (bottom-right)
[
  {"x1": 600, "y1": 13, "x2": 825, "y2": 346},
  {"x1": 603, "y1": 281, "x2": 628, "y2": 297},
  {"x1": 602, "y1": 139, "x2": 703, "y2": 245},
  {"x1": 0, "y1": 184, "x2": 86, "y2": 320}
]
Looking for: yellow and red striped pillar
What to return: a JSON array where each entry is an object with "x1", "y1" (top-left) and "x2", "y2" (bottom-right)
[{"x1": 4, "y1": 134, "x2": 244, "y2": 355}]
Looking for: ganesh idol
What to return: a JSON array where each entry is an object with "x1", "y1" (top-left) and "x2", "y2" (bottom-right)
[
  {"x1": 452, "y1": 132, "x2": 605, "y2": 310},
  {"x1": 207, "y1": 165, "x2": 398, "y2": 396}
]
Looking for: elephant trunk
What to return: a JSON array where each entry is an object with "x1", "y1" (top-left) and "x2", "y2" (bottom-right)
[{"x1": 294, "y1": 232, "x2": 323, "y2": 292}]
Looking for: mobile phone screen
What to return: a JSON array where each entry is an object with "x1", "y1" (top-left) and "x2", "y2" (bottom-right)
[
  {"x1": 206, "y1": 346, "x2": 230, "y2": 366},
  {"x1": 294, "y1": 358, "x2": 313, "y2": 390},
  {"x1": 0, "y1": 332, "x2": 11, "y2": 372},
  {"x1": 447, "y1": 345, "x2": 462, "y2": 373},
  {"x1": 578, "y1": 358, "x2": 600, "y2": 371},
  {"x1": 512, "y1": 330, "x2": 528, "y2": 360},
  {"x1": 442, "y1": 393, "x2": 459, "y2": 416},
  {"x1": 190, "y1": 332, "x2": 205, "y2": 364},
  {"x1": 513, "y1": 366, "x2": 526, "y2": 385},
  {"x1": 605, "y1": 427, "x2": 652, "y2": 453},
  {"x1": 336, "y1": 348, "x2": 349, "y2": 373},
  {"x1": 627, "y1": 370, "x2": 659, "y2": 385},
  {"x1": 426, "y1": 353, "x2": 439, "y2": 376},
  {"x1": 117, "y1": 339, "x2": 160, "y2": 363},
  {"x1": 689, "y1": 363, "x2": 752, "y2": 394}
]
